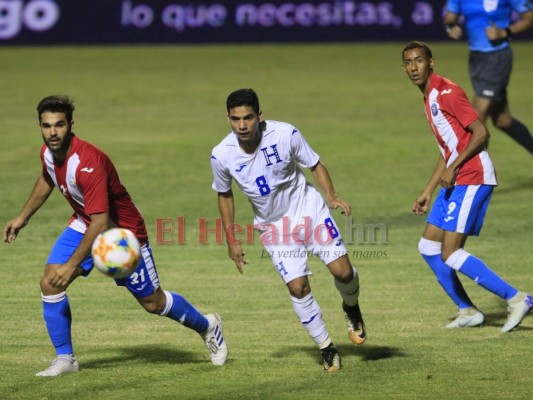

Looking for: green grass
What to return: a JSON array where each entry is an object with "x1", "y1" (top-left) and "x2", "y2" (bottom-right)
[{"x1": 1, "y1": 43, "x2": 532, "y2": 399}]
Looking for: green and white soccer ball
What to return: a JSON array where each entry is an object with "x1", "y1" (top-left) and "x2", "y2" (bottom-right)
[{"x1": 91, "y1": 228, "x2": 141, "y2": 279}]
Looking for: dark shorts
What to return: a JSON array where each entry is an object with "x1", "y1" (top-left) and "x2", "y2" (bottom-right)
[{"x1": 469, "y1": 46, "x2": 512, "y2": 102}]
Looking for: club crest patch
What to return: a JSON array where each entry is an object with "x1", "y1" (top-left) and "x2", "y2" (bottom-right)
[
  {"x1": 431, "y1": 103, "x2": 438, "y2": 116},
  {"x1": 483, "y1": 0, "x2": 498, "y2": 13}
]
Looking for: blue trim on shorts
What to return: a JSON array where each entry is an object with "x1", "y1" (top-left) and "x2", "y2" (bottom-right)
[
  {"x1": 114, "y1": 243, "x2": 157, "y2": 298},
  {"x1": 427, "y1": 185, "x2": 493, "y2": 236}
]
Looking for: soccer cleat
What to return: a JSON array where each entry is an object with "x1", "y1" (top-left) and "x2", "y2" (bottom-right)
[
  {"x1": 501, "y1": 293, "x2": 533, "y2": 333},
  {"x1": 202, "y1": 313, "x2": 228, "y2": 366},
  {"x1": 342, "y1": 302, "x2": 367, "y2": 345},
  {"x1": 445, "y1": 308, "x2": 484, "y2": 328},
  {"x1": 320, "y1": 344, "x2": 341, "y2": 372},
  {"x1": 36, "y1": 355, "x2": 79, "y2": 377}
]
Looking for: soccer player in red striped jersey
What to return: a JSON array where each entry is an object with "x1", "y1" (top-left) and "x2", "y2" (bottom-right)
[
  {"x1": 3, "y1": 95, "x2": 227, "y2": 377},
  {"x1": 402, "y1": 41, "x2": 532, "y2": 332}
]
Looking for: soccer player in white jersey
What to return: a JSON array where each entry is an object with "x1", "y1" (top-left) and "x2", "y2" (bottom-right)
[
  {"x1": 210, "y1": 88, "x2": 366, "y2": 372},
  {"x1": 402, "y1": 42, "x2": 532, "y2": 332},
  {"x1": 3, "y1": 95, "x2": 227, "y2": 377}
]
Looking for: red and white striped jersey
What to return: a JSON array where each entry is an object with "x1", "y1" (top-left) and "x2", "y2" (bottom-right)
[
  {"x1": 424, "y1": 73, "x2": 497, "y2": 186},
  {"x1": 40, "y1": 135, "x2": 148, "y2": 243}
]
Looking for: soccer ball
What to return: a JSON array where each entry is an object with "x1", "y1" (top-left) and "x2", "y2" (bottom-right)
[{"x1": 91, "y1": 228, "x2": 141, "y2": 279}]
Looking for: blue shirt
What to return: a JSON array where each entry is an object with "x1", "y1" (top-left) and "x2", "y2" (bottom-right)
[{"x1": 446, "y1": 0, "x2": 532, "y2": 52}]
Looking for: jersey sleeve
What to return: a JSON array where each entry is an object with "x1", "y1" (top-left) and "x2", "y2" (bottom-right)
[
  {"x1": 445, "y1": 0, "x2": 460, "y2": 14},
  {"x1": 290, "y1": 127, "x2": 320, "y2": 169},
  {"x1": 210, "y1": 151, "x2": 232, "y2": 193},
  {"x1": 511, "y1": 0, "x2": 532, "y2": 13},
  {"x1": 77, "y1": 161, "x2": 109, "y2": 216},
  {"x1": 441, "y1": 86, "x2": 479, "y2": 130}
]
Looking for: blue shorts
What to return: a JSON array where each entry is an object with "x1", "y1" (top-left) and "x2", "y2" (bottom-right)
[
  {"x1": 47, "y1": 227, "x2": 160, "y2": 298},
  {"x1": 427, "y1": 185, "x2": 494, "y2": 236}
]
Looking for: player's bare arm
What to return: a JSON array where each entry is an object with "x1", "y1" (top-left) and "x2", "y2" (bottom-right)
[
  {"x1": 413, "y1": 156, "x2": 446, "y2": 215},
  {"x1": 442, "y1": 119, "x2": 489, "y2": 189},
  {"x1": 486, "y1": 10, "x2": 533, "y2": 41},
  {"x1": 3, "y1": 175, "x2": 54, "y2": 243},
  {"x1": 49, "y1": 212, "x2": 110, "y2": 289},
  {"x1": 310, "y1": 161, "x2": 351, "y2": 216},
  {"x1": 443, "y1": 11, "x2": 463, "y2": 40},
  {"x1": 217, "y1": 190, "x2": 247, "y2": 273}
]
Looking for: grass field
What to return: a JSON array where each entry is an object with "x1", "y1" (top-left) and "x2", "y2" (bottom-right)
[{"x1": 1, "y1": 42, "x2": 532, "y2": 399}]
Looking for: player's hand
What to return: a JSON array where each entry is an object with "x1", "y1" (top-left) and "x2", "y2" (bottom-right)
[
  {"x1": 228, "y1": 243, "x2": 247, "y2": 274},
  {"x1": 48, "y1": 264, "x2": 77, "y2": 288},
  {"x1": 485, "y1": 21, "x2": 506, "y2": 42},
  {"x1": 439, "y1": 168, "x2": 456, "y2": 189},
  {"x1": 412, "y1": 194, "x2": 430, "y2": 215},
  {"x1": 3, "y1": 217, "x2": 27, "y2": 243},
  {"x1": 446, "y1": 24, "x2": 463, "y2": 40},
  {"x1": 327, "y1": 196, "x2": 352, "y2": 216}
]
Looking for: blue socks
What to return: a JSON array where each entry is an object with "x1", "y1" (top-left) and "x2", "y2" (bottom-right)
[
  {"x1": 42, "y1": 292, "x2": 74, "y2": 356},
  {"x1": 42, "y1": 290, "x2": 209, "y2": 359},
  {"x1": 446, "y1": 249, "x2": 518, "y2": 301},
  {"x1": 160, "y1": 290, "x2": 208, "y2": 333},
  {"x1": 419, "y1": 239, "x2": 473, "y2": 308}
]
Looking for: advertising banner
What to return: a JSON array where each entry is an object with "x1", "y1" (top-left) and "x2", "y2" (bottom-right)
[{"x1": 1, "y1": 0, "x2": 531, "y2": 45}]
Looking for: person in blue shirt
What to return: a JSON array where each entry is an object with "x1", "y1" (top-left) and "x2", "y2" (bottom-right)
[{"x1": 443, "y1": 0, "x2": 533, "y2": 156}]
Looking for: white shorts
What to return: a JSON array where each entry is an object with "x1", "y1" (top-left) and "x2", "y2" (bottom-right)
[{"x1": 256, "y1": 186, "x2": 348, "y2": 284}]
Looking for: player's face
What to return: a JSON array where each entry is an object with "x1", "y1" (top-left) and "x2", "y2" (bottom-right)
[
  {"x1": 402, "y1": 48, "x2": 433, "y2": 90},
  {"x1": 39, "y1": 111, "x2": 73, "y2": 155},
  {"x1": 228, "y1": 106, "x2": 262, "y2": 144}
]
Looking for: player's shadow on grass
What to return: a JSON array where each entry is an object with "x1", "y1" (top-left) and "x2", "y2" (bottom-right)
[
  {"x1": 337, "y1": 344, "x2": 407, "y2": 361},
  {"x1": 80, "y1": 345, "x2": 207, "y2": 370},
  {"x1": 272, "y1": 344, "x2": 406, "y2": 363}
]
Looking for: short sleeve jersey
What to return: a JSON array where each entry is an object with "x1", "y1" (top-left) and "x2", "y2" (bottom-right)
[
  {"x1": 446, "y1": 0, "x2": 532, "y2": 52},
  {"x1": 210, "y1": 120, "x2": 320, "y2": 225},
  {"x1": 40, "y1": 135, "x2": 148, "y2": 243},
  {"x1": 424, "y1": 74, "x2": 497, "y2": 186}
]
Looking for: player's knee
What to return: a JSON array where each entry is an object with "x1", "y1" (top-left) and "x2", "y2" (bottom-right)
[
  {"x1": 334, "y1": 265, "x2": 355, "y2": 283},
  {"x1": 288, "y1": 282, "x2": 310, "y2": 298},
  {"x1": 418, "y1": 237, "x2": 441, "y2": 256},
  {"x1": 140, "y1": 301, "x2": 163, "y2": 315},
  {"x1": 138, "y1": 293, "x2": 165, "y2": 315},
  {"x1": 328, "y1": 255, "x2": 353, "y2": 283},
  {"x1": 492, "y1": 113, "x2": 512, "y2": 130},
  {"x1": 39, "y1": 266, "x2": 60, "y2": 295},
  {"x1": 493, "y1": 119, "x2": 510, "y2": 130},
  {"x1": 39, "y1": 277, "x2": 54, "y2": 295}
]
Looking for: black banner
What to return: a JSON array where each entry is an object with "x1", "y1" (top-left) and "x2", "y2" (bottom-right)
[{"x1": 0, "y1": 0, "x2": 531, "y2": 45}]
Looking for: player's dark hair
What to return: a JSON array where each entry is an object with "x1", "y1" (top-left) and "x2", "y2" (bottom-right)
[
  {"x1": 402, "y1": 41, "x2": 433, "y2": 60},
  {"x1": 226, "y1": 88, "x2": 260, "y2": 115},
  {"x1": 37, "y1": 95, "x2": 75, "y2": 122}
]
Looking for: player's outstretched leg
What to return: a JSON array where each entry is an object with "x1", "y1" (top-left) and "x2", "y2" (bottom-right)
[
  {"x1": 334, "y1": 267, "x2": 366, "y2": 344},
  {"x1": 502, "y1": 292, "x2": 533, "y2": 333},
  {"x1": 157, "y1": 290, "x2": 228, "y2": 365},
  {"x1": 201, "y1": 313, "x2": 228, "y2": 366}
]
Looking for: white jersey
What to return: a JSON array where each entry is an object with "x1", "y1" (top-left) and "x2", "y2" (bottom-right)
[{"x1": 211, "y1": 120, "x2": 320, "y2": 225}]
